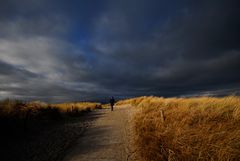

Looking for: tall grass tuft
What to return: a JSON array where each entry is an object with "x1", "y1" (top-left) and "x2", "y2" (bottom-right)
[{"x1": 119, "y1": 96, "x2": 240, "y2": 161}]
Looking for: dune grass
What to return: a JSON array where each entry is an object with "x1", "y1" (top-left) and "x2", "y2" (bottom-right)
[
  {"x1": 0, "y1": 99, "x2": 102, "y2": 119},
  {"x1": 0, "y1": 99, "x2": 102, "y2": 139},
  {"x1": 0, "y1": 99, "x2": 102, "y2": 161},
  {"x1": 118, "y1": 96, "x2": 240, "y2": 161},
  {"x1": 52, "y1": 102, "x2": 102, "y2": 113}
]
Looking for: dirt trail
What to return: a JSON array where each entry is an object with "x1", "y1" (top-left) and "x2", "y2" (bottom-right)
[{"x1": 63, "y1": 105, "x2": 136, "y2": 161}]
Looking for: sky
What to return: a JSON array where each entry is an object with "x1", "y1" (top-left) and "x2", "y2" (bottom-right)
[{"x1": 0, "y1": 0, "x2": 240, "y2": 102}]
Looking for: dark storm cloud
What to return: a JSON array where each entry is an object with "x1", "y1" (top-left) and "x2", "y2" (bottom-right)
[
  {"x1": 0, "y1": 0, "x2": 240, "y2": 102},
  {"x1": 87, "y1": 0, "x2": 240, "y2": 96}
]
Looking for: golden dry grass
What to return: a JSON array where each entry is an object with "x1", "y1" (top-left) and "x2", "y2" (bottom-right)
[
  {"x1": 0, "y1": 99, "x2": 102, "y2": 161},
  {"x1": 101, "y1": 103, "x2": 111, "y2": 108},
  {"x1": 0, "y1": 99, "x2": 101, "y2": 118},
  {"x1": 52, "y1": 102, "x2": 102, "y2": 112},
  {"x1": 118, "y1": 96, "x2": 240, "y2": 161}
]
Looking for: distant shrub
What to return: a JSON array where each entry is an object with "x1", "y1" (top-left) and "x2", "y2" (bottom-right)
[
  {"x1": 37, "y1": 106, "x2": 62, "y2": 120},
  {"x1": 95, "y1": 104, "x2": 102, "y2": 109}
]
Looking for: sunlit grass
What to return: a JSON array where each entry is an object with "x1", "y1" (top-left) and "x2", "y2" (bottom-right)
[
  {"x1": 52, "y1": 102, "x2": 102, "y2": 113},
  {"x1": 118, "y1": 96, "x2": 240, "y2": 161},
  {"x1": 0, "y1": 99, "x2": 102, "y2": 119}
]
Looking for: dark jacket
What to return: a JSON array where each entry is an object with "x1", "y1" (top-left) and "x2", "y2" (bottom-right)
[{"x1": 110, "y1": 98, "x2": 115, "y2": 105}]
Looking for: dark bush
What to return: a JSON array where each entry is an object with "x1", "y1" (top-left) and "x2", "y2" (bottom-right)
[
  {"x1": 37, "y1": 106, "x2": 62, "y2": 120},
  {"x1": 95, "y1": 104, "x2": 102, "y2": 109}
]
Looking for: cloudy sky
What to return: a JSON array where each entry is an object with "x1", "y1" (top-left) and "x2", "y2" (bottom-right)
[{"x1": 0, "y1": 0, "x2": 240, "y2": 102}]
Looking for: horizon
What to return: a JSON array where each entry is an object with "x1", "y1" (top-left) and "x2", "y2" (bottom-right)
[{"x1": 0, "y1": 0, "x2": 240, "y2": 102}]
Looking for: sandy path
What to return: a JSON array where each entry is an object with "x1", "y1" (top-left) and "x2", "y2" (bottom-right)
[{"x1": 63, "y1": 105, "x2": 135, "y2": 161}]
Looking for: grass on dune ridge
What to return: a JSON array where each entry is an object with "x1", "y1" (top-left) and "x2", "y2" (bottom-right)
[
  {"x1": 0, "y1": 99, "x2": 102, "y2": 161},
  {"x1": 117, "y1": 96, "x2": 240, "y2": 161},
  {"x1": 0, "y1": 99, "x2": 102, "y2": 119},
  {"x1": 52, "y1": 102, "x2": 102, "y2": 113}
]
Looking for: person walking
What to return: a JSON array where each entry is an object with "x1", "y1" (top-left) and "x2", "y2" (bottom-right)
[{"x1": 109, "y1": 96, "x2": 115, "y2": 111}]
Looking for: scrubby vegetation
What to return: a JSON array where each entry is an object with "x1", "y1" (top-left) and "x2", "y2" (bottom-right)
[
  {"x1": 0, "y1": 99, "x2": 102, "y2": 161},
  {"x1": 117, "y1": 96, "x2": 240, "y2": 161},
  {"x1": 0, "y1": 99, "x2": 102, "y2": 119},
  {"x1": 53, "y1": 102, "x2": 102, "y2": 112}
]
